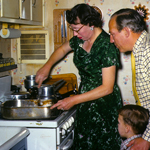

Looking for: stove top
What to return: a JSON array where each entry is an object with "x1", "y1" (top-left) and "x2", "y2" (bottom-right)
[{"x1": 0, "y1": 107, "x2": 76, "y2": 128}]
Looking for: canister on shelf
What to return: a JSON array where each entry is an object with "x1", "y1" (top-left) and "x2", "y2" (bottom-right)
[
  {"x1": 5, "y1": 58, "x2": 10, "y2": 66},
  {"x1": 10, "y1": 58, "x2": 15, "y2": 65},
  {"x1": 0, "y1": 59, "x2": 4, "y2": 68},
  {"x1": 3, "y1": 58, "x2": 6, "y2": 67}
]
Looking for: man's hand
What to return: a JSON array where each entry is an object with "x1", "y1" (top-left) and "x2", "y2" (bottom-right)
[{"x1": 127, "y1": 138, "x2": 150, "y2": 150}]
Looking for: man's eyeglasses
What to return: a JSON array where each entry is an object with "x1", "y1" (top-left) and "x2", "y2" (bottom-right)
[{"x1": 68, "y1": 25, "x2": 84, "y2": 33}]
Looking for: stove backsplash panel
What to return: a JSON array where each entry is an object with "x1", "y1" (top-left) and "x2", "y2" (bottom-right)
[{"x1": 0, "y1": 75, "x2": 11, "y2": 102}]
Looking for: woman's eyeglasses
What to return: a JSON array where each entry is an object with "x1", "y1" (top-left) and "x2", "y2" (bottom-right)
[{"x1": 68, "y1": 25, "x2": 84, "y2": 33}]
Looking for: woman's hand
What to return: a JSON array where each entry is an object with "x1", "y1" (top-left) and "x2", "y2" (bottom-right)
[
  {"x1": 35, "y1": 66, "x2": 50, "y2": 88},
  {"x1": 51, "y1": 65, "x2": 116, "y2": 111},
  {"x1": 50, "y1": 96, "x2": 76, "y2": 110},
  {"x1": 35, "y1": 42, "x2": 71, "y2": 88}
]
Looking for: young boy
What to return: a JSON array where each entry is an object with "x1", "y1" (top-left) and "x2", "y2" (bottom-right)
[{"x1": 118, "y1": 104, "x2": 149, "y2": 150}]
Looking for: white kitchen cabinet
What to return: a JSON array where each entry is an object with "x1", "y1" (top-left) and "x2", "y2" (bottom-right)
[
  {"x1": 0, "y1": 0, "x2": 19, "y2": 19},
  {"x1": 20, "y1": 0, "x2": 31, "y2": 20},
  {"x1": 0, "y1": 0, "x2": 43, "y2": 26},
  {"x1": 32, "y1": 0, "x2": 42, "y2": 22}
]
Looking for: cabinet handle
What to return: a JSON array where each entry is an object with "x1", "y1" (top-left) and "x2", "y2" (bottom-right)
[
  {"x1": 60, "y1": 139, "x2": 73, "y2": 150},
  {"x1": 32, "y1": 0, "x2": 36, "y2": 7}
]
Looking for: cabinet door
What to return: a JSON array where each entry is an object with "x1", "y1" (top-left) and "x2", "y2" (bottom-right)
[
  {"x1": 32, "y1": 0, "x2": 42, "y2": 22},
  {"x1": 20, "y1": 0, "x2": 31, "y2": 20},
  {"x1": 1, "y1": 0, "x2": 19, "y2": 18}
]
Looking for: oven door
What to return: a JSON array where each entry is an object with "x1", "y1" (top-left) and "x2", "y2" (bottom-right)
[{"x1": 58, "y1": 131, "x2": 74, "y2": 150}]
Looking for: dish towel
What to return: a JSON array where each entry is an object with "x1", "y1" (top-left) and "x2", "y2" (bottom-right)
[{"x1": 131, "y1": 52, "x2": 141, "y2": 106}]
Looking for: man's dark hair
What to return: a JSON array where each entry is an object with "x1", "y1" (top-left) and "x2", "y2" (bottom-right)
[{"x1": 111, "y1": 8, "x2": 147, "y2": 32}]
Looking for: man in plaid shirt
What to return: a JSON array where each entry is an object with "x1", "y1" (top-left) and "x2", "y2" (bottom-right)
[{"x1": 109, "y1": 8, "x2": 150, "y2": 150}]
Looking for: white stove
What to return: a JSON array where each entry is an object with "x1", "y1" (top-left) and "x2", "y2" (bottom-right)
[
  {"x1": 0, "y1": 75, "x2": 76, "y2": 150},
  {"x1": 0, "y1": 108, "x2": 76, "y2": 150}
]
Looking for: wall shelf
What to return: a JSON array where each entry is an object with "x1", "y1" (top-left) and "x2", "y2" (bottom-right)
[{"x1": 0, "y1": 65, "x2": 17, "y2": 72}]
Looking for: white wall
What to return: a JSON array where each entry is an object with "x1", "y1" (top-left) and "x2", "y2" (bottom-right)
[{"x1": 10, "y1": 0, "x2": 150, "y2": 105}]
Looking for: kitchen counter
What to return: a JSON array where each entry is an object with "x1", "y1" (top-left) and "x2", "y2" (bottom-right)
[{"x1": 0, "y1": 126, "x2": 30, "y2": 150}]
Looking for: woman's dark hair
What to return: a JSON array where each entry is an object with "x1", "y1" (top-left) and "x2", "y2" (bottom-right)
[
  {"x1": 111, "y1": 8, "x2": 147, "y2": 32},
  {"x1": 118, "y1": 104, "x2": 149, "y2": 134},
  {"x1": 66, "y1": 3, "x2": 103, "y2": 28}
]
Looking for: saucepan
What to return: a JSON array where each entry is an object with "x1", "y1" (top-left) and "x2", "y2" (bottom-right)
[
  {"x1": 36, "y1": 79, "x2": 67, "y2": 100},
  {"x1": 24, "y1": 75, "x2": 37, "y2": 90},
  {"x1": 24, "y1": 75, "x2": 52, "y2": 90}
]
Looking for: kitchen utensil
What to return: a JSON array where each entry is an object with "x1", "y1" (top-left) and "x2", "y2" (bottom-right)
[
  {"x1": 64, "y1": 11, "x2": 67, "y2": 41},
  {"x1": 53, "y1": 9, "x2": 74, "y2": 50},
  {"x1": 61, "y1": 14, "x2": 64, "y2": 43}
]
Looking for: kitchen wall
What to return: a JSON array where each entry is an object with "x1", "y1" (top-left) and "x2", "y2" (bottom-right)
[
  {"x1": 0, "y1": 38, "x2": 11, "y2": 77},
  {"x1": 2, "y1": 0, "x2": 150, "y2": 105}
]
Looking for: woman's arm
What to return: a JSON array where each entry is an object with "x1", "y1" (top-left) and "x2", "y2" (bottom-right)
[
  {"x1": 35, "y1": 41, "x2": 72, "y2": 87},
  {"x1": 51, "y1": 65, "x2": 116, "y2": 110},
  {"x1": 74, "y1": 65, "x2": 116, "y2": 104}
]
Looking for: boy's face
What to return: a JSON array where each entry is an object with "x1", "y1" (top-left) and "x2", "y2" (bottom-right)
[{"x1": 118, "y1": 114, "x2": 127, "y2": 138}]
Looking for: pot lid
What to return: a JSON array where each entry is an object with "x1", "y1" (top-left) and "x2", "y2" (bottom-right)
[{"x1": 11, "y1": 91, "x2": 30, "y2": 96}]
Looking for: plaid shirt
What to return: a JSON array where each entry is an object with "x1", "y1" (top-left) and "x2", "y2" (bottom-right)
[
  {"x1": 133, "y1": 30, "x2": 150, "y2": 141},
  {"x1": 120, "y1": 134, "x2": 142, "y2": 150}
]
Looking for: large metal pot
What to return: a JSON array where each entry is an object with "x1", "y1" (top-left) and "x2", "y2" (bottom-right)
[
  {"x1": 1, "y1": 79, "x2": 78, "y2": 119},
  {"x1": 1, "y1": 99, "x2": 60, "y2": 119}
]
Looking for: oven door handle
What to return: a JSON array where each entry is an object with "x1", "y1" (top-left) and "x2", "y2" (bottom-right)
[{"x1": 60, "y1": 139, "x2": 73, "y2": 150}]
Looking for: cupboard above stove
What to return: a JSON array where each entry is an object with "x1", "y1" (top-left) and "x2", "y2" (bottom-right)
[{"x1": 0, "y1": 0, "x2": 44, "y2": 26}]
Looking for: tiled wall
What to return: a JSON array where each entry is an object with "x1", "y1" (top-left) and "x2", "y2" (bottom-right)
[{"x1": 5, "y1": 0, "x2": 150, "y2": 104}]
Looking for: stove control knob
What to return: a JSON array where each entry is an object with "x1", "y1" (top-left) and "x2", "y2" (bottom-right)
[
  {"x1": 62, "y1": 124, "x2": 67, "y2": 130},
  {"x1": 61, "y1": 129, "x2": 66, "y2": 136},
  {"x1": 65, "y1": 122, "x2": 69, "y2": 129},
  {"x1": 68, "y1": 118, "x2": 72, "y2": 126},
  {"x1": 70, "y1": 117, "x2": 74, "y2": 123}
]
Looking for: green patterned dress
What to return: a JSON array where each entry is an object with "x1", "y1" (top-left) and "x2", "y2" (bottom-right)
[{"x1": 69, "y1": 30, "x2": 123, "y2": 150}]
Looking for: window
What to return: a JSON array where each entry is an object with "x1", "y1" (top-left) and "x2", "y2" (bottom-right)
[{"x1": 17, "y1": 30, "x2": 49, "y2": 63}]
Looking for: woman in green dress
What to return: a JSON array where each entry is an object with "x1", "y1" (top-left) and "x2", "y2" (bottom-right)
[{"x1": 36, "y1": 3, "x2": 122, "y2": 150}]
